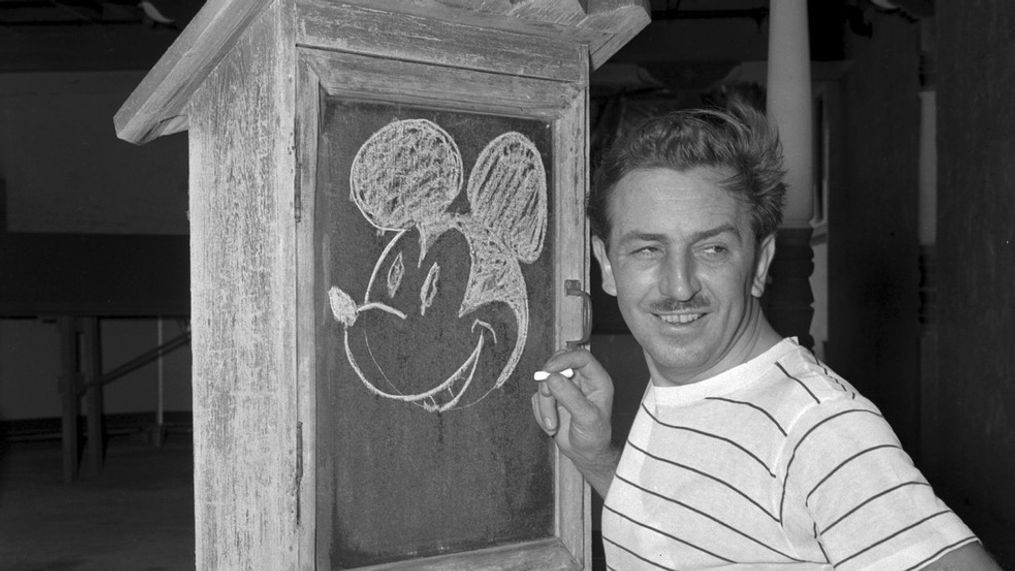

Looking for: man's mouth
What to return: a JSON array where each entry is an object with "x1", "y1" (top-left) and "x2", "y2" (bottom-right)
[{"x1": 657, "y1": 312, "x2": 704, "y2": 325}]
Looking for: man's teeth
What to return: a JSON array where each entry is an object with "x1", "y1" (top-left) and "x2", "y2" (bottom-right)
[{"x1": 658, "y1": 313, "x2": 703, "y2": 324}]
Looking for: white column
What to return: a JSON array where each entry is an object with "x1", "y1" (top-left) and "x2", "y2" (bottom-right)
[
  {"x1": 767, "y1": 0, "x2": 814, "y2": 228},
  {"x1": 762, "y1": 0, "x2": 816, "y2": 348}
]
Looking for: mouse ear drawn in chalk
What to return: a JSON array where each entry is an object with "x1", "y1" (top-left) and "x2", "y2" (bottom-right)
[
  {"x1": 467, "y1": 132, "x2": 547, "y2": 263},
  {"x1": 330, "y1": 118, "x2": 548, "y2": 413},
  {"x1": 349, "y1": 118, "x2": 463, "y2": 231}
]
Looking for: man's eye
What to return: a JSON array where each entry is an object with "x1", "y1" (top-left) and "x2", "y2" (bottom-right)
[
  {"x1": 700, "y1": 245, "x2": 729, "y2": 260},
  {"x1": 420, "y1": 262, "x2": 440, "y2": 316},
  {"x1": 387, "y1": 252, "x2": 405, "y2": 298},
  {"x1": 632, "y1": 246, "x2": 661, "y2": 259}
]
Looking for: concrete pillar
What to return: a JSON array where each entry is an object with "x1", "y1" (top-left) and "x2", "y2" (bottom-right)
[{"x1": 764, "y1": 0, "x2": 815, "y2": 348}]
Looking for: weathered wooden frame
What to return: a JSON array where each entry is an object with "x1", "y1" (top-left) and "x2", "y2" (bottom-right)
[
  {"x1": 295, "y1": 42, "x2": 591, "y2": 569},
  {"x1": 115, "y1": 0, "x2": 647, "y2": 566}
]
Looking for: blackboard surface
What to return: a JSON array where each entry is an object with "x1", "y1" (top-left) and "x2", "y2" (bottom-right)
[{"x1": 315, "y1": 99, "x2": 556, "y2": 568}]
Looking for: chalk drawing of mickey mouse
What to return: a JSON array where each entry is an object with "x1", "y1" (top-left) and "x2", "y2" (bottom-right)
[{"x1": 327, "y1": 118, "x2": 547, "y2": 413}]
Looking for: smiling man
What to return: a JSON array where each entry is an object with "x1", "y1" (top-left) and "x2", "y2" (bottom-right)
[{"x1": 532, "y1": 106, "x2": 998, "y2": 569}]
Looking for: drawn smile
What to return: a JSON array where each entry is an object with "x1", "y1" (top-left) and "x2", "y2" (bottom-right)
[
  {"x1": 329, "y1": 284, "x2": 500, "y2": 412},
  {"x1": 349, "y1": 318, "x2": 496, "y2": 412}
]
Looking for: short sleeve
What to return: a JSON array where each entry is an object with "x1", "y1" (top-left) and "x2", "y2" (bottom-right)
[{"x1": 781, "y1": 398, "x2": 978, "y2": 570}]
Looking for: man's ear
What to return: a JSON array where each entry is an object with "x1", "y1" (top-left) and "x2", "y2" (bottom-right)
[
  {"x1": 591, "y1": 236, "x2": 617, "y2": 296},
  {"x1": 751, "y1": 233, "x2": 777, "y2": 298}
]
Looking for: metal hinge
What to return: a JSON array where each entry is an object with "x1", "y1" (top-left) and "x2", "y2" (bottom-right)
[
  {"x1": 295, "y1": 421, "x2": 303, "y2": 524},
  {"x1": 293, "y1": 141, "x2": 303, "y2": 223}
]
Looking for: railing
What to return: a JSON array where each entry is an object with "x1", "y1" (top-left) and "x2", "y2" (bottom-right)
[{"x1": 57, "y1": 316, "x2": 190, "y2": 482}]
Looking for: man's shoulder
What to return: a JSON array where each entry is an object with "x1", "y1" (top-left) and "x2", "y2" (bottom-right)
[{"x1": 738, "y1": 340, "x2": 875, "y2": 429}]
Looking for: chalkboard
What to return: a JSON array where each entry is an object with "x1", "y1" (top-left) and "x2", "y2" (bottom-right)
[{"x1": 315, "y1": 98, "x2": 557, "y2": 568}]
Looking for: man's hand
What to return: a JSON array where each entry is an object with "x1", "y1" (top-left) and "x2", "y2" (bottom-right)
[{"x1": 531, "y1": 348, "x2": 620, "y2": 497}]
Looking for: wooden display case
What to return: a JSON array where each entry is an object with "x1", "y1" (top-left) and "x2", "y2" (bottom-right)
[{"x1": 116, "y1": 1, "x2": 648, "y2": 568}]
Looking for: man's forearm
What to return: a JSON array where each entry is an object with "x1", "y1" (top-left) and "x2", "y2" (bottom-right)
[{"x1": 573, "y1": 446, "x2": 622, "y2": 498}]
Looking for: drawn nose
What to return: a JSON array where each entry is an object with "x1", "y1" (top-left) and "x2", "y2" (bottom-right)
[{"x1": 328, "y1": 286, "x2": 358, "y2": 327}]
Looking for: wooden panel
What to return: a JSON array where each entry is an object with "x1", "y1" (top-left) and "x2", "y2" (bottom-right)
[
  {"x1": 356, "y1": 539, "x2": 577, "y2": 570},
  {"x1": 550, "y1": 63, "x2": 591, "y2": 567},
  {"x1": 297, "y1": 1, "x2": 583, "y2": 83},
  {"x1": 114, "y1": 0, "x2": 274, "y2": 143},
  {"x1": 302, "y1": 49, "x2": 583, "y2": 119},
  {"x1": 115, "y1": 0, "x2": 646, "y2": 144},
  {"x1": 326, "y1": 0, "x2": 650, "y2": 69},
  {"x1": 187, "y1": 1, "x2": 299, "y2": 568},
  {"x1": 295, "y1": 58, "x2": 321, "y2": 571},
  {"x1": 415, "y1": 0, "x2": 589, "y2": 24},
  {"x1": 300, "y1": 48, "x2": 589, "y2": 570},
  {"x1": 584, "y1": 3, "x2": 651, "y2": 69}
]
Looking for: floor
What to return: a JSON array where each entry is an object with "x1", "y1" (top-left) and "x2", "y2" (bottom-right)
[
  {"x1": 0, "y1": 433, "x2": 194, "y2": 571},
  {"x1": 1, "y1": 432, "x2": 1010, "y2": 571}
]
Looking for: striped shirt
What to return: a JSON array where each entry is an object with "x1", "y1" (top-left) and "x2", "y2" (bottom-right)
[{"x1": 602, "y1": 338, "x2": 977, "y2": 570}]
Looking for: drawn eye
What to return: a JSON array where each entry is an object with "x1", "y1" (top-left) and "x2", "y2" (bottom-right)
[
  {"x1": 420, "y1": 262, "x2": 440, "y2": 316},
  {"x1": 387, "y1": 252, "x2": 405, "y2": 298}
]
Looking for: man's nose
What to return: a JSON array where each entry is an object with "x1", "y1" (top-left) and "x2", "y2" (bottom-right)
[{"x1": 658, "y1": 251, "x2": 701, "y2": 302}]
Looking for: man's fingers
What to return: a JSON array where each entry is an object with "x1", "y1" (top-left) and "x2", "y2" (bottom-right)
[
  {"x1": 541, "y1": 350, "x2": 612, "y2": 394},
  {"x1": 539, "y1": 370, "x2": 599, "y2": 422},
  {"x1": 531, "y1": 390, "x2": 558, "y2": 434},
  {"x1": 533, "y1": 349, "x2": 614, "y2": 442}
]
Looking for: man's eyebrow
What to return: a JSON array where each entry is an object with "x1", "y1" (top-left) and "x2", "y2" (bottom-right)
[
  {"x1": 690, "y1": 224, "x2": 742, "y2": 243},
  {"x1": 616, "y1": 224, "x2": 742, "y2": 246},
  {"x1": 616, "y1": 231, "x2": 668, "y2": 245}
]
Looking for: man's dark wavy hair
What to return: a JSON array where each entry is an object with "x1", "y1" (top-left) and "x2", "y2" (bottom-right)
[{"x1": 589, "y1": 104, "x2": 787, "y2": 246}]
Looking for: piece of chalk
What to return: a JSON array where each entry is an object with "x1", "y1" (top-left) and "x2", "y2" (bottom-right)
[{"x1": 533, "y1": 368, "x2": 574, "y2": 381}]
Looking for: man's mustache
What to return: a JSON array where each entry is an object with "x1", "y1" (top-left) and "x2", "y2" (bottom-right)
[{"x1": 648, "y1": 296, "x2": 709, "y2": 313}]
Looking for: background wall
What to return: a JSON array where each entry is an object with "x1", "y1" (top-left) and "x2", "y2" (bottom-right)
[
  {"x1": 0, "y1": 318, "x2": 191, "y2": 421},
  {"x1": 934, "y1": 0, "x2": 1015, "y2": 559},
  {"x1": 1, "y1": 72, "x2": 188, "y2": 234},
  {"x1": 827, "y1": 11, "x2": 922, "y2": 454},
  {"x1": 0, "y1": 71, "x2": 191, "y2": 425}
]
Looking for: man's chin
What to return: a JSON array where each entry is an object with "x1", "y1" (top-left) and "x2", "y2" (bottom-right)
[{"x1": 641, "y1": 339, "x2": 715, "y2": 380}]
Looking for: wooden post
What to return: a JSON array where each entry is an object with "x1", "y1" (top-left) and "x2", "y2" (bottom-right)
[
  {"x1": 917, "y1": 17, "x2": 938, "y2": 471},
  {"x1": 765, "y1": 0, "x2": 815, "y2": 348},
  {"x1": 58, "y1": 316, "x2": 80, "y2": 483},
  {"x1": 155, "y1": 317, "x2": 165, "y2": 448},
  {"x1": 83, "y1": 316, "x2": 104, "y2": 476}
]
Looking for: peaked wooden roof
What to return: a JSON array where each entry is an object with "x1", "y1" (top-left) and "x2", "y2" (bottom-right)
[{"x1": 114, "y1": 0, "x2": 650, "y2": 144}]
